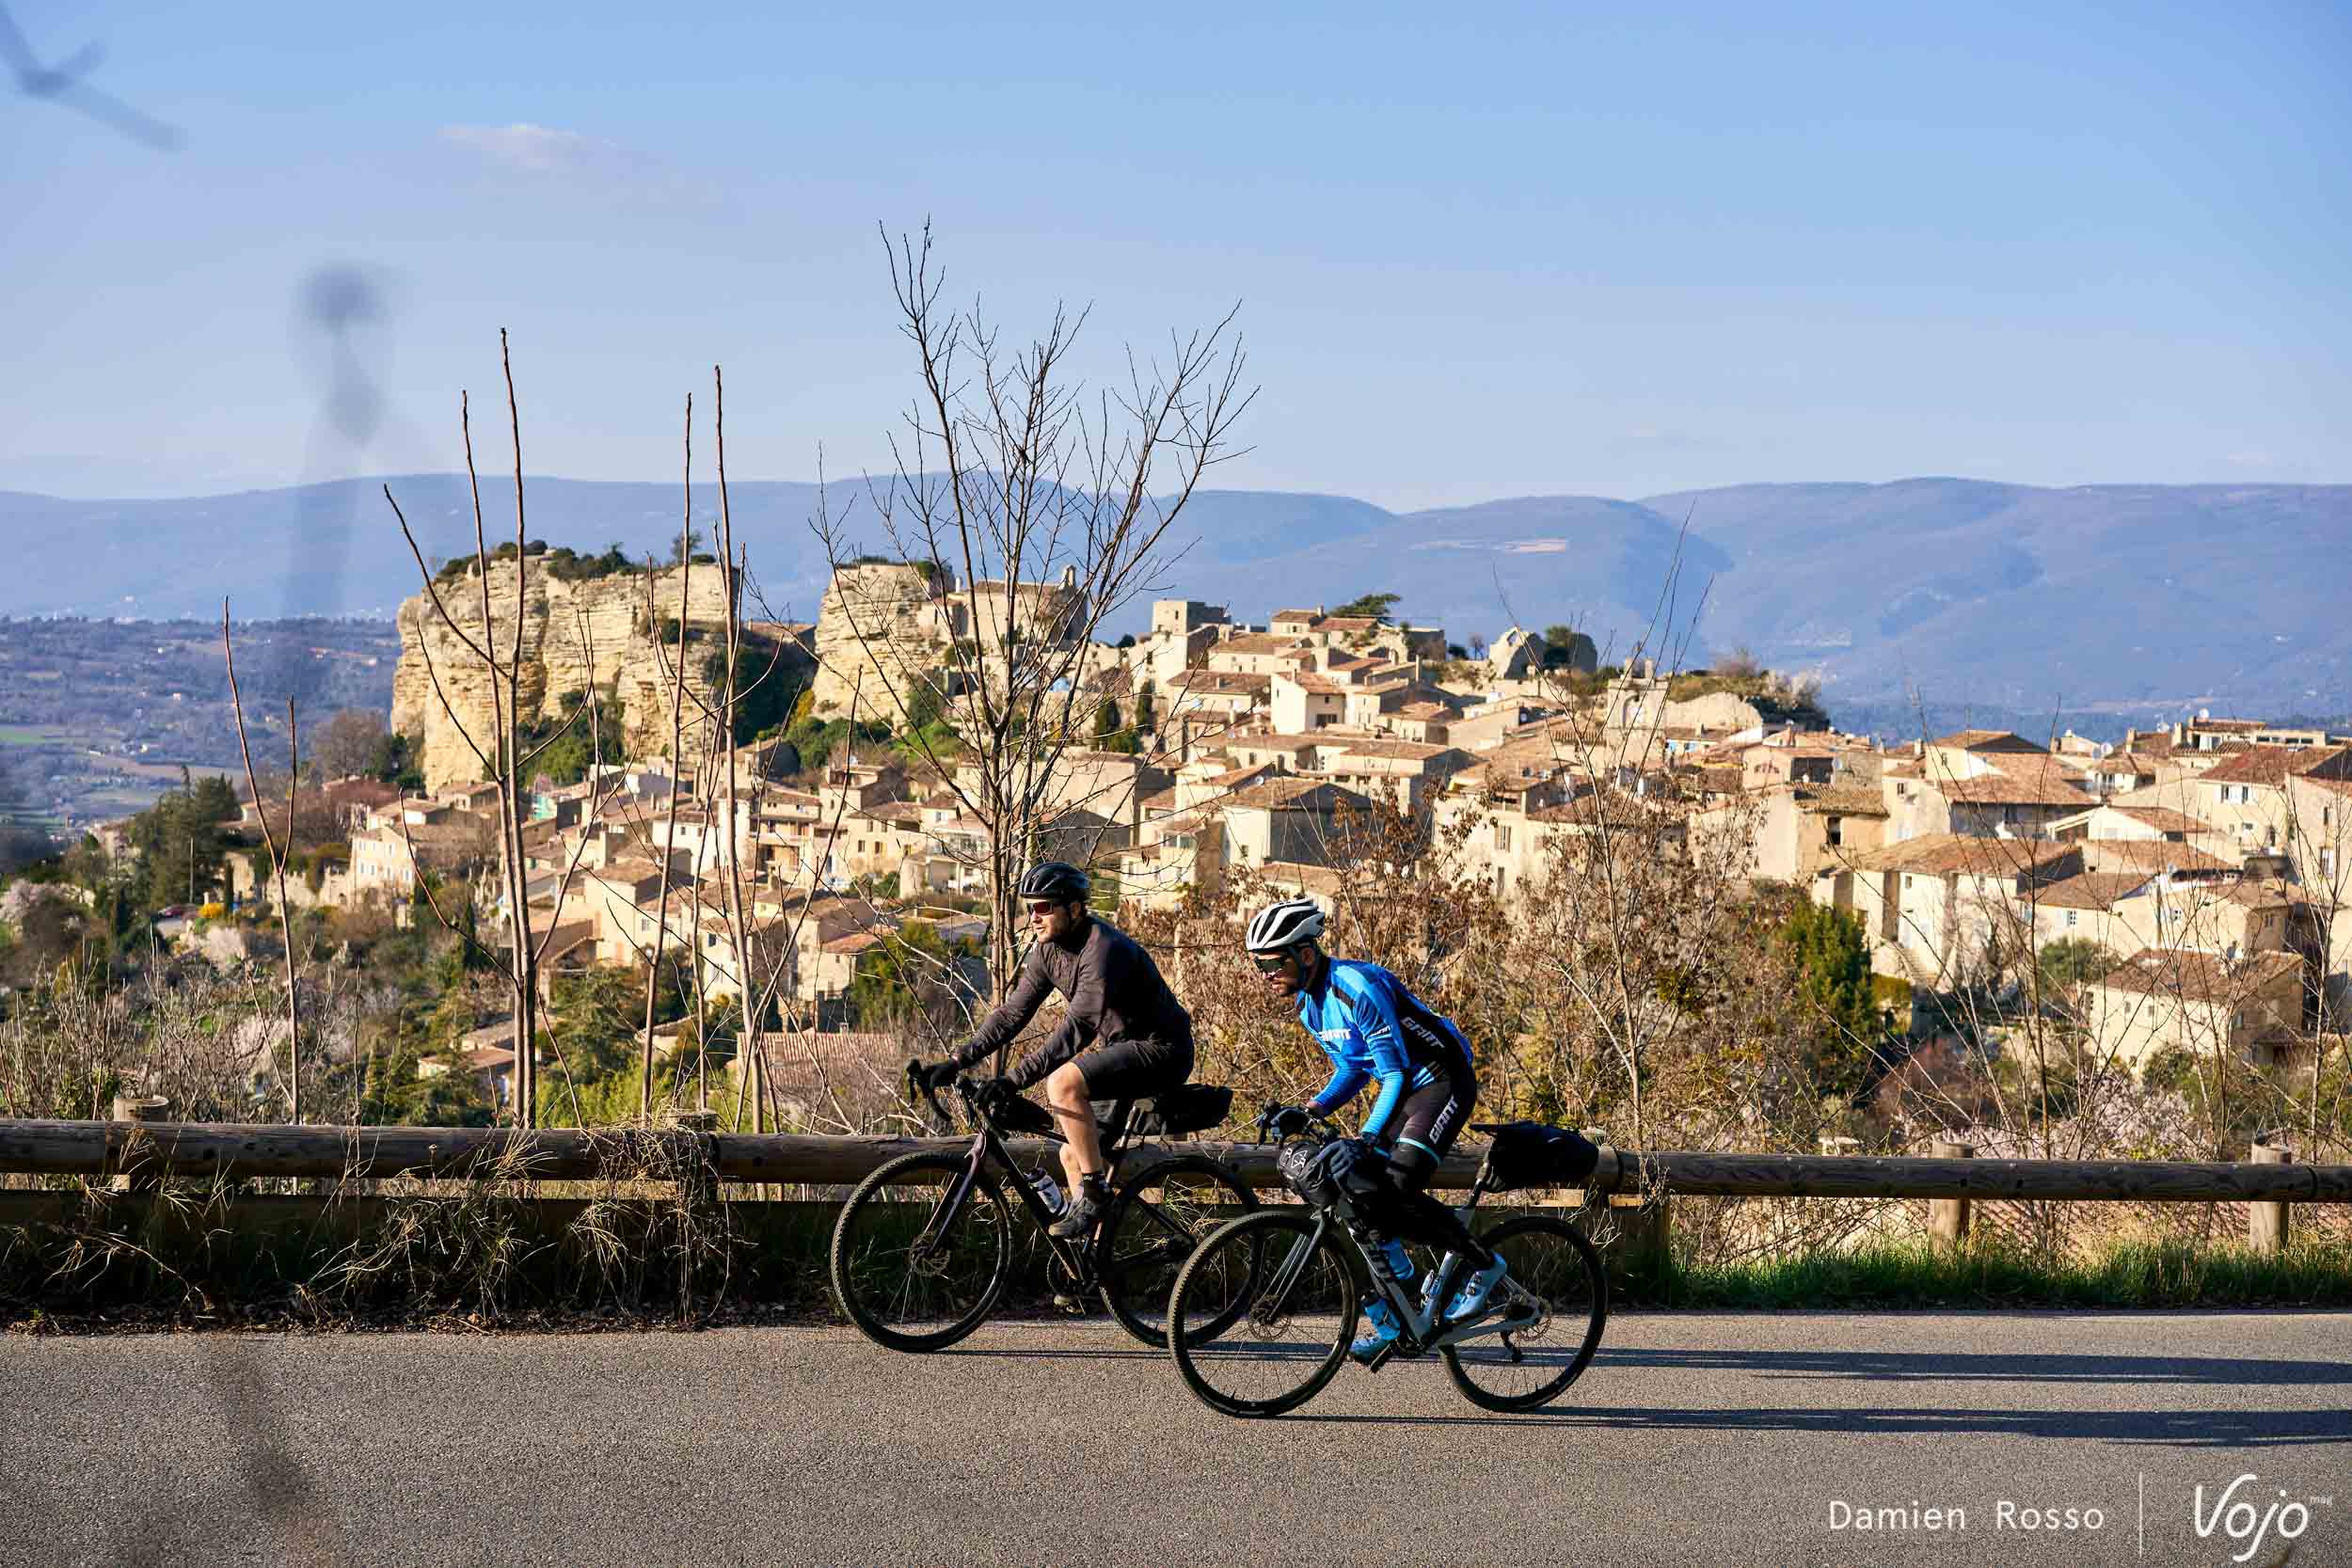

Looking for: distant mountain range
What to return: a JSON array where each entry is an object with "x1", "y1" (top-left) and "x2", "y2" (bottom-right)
[{"x1": 1, "y1": 475, "x2": 2344, "y2": 717}]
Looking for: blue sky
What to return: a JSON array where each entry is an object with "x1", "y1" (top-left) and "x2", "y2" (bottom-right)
[{"x1": 2, "y1": 0, "x2": 2346, "y2": 510}]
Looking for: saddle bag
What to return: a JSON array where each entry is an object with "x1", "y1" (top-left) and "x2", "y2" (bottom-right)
[
  {"x1": 1132, "y1": 1083, "x2": 1233, "y2": 1136},
  {"x1": 1478, "y1": 1121, "x2": 1602, "y2": 1192}
]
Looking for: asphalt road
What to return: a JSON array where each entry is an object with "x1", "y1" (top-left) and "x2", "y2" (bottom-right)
[{"x1": 2, "y1": 1312, "x2": 2346, "y2": 1568}]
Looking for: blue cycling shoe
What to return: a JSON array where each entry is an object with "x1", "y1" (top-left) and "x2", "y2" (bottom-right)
[
  {"x1": 1445, "y1": 1256, "x2": 1510, "y2": 1322},
  {"x1": 1350, "y1": 1298, "x2": 1403, "y2": 1362}
]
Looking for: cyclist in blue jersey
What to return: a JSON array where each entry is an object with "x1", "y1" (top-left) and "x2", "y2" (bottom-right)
[{"x1": 1245, "y1": 896, "x2": 1505, "y2": 1362}]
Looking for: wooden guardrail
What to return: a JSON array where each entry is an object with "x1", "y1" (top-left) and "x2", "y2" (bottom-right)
[{"x1": 4, "y1": 1117, "x2": 2346, "y2": 1203}]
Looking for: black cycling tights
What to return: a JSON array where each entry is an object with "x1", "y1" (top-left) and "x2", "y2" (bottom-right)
[{"x1": 1375, "y1": 1141, "x2": 1493, "y2": 1268}]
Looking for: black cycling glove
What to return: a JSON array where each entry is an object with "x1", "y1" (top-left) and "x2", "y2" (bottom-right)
[{"x1": 914, "y1": 1059, "x2": 963, "y2": 1092}]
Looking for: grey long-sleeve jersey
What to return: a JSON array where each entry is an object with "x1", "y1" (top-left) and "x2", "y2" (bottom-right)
[{"x1": 952, "y1": 915, "x2": 1192, "y2": 1088}]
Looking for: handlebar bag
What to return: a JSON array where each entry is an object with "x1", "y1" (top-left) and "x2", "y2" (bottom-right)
[{"x1": 1282, "y1": 1135, "x2": 1392, "y2": 1214}]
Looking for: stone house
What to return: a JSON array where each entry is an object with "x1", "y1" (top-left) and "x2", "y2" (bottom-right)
[
  {"x1": 2176, "y1": 746, "x2": 2352, "y2": 864},
  {"x1": 1206, "y1": 632, "x2": 1316, "y2": 680},
  {"x1": 1882, "y1": 732, "x2": 2092, "y2": 842},
  {"x1": 1705, "y1": 782, "x2": 1890, "y2": 883},
  {"x1": 1160, "y1": 669, "x2": 1270, "y2": 759},
  {"x1": 1301, "y1": 737, "x2": 1472, "y2": 815},
  {"x1": 1819, "y1": 834, "x2": 2082, "y2": 982},
  {"x1": 1269, "y1": 671, "x2": 1348, "y2": 734},
  {"x1": 2084, "y1": 948, "x2": 2305, "y2": 1074}
]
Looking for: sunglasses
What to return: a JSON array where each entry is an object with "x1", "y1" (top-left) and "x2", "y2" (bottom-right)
[
  {"x1": 1252, "y1": 951, "x2": 1297, "y2": 975},
  {"x1": 1025, "y1": 900, "x2": 1066, "y2": 917}
]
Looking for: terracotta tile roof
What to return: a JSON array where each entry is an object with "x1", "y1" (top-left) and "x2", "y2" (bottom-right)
[
  {"x1": 2199, "y1": 747, "x2": 2304, "y2": 785},
  {"x1": 1843, "y1": 834, "x2": 2080, "y2": 877},
  {"x1": 2109, "y1": 805, "x2": 2215, "y2": 833},
  {"x1": 2075, "y1": 840, "x2": 2234, "y2": 875},
  {"x1": 2092, "y1": 948, "x2": 2302, "y2": 1002},
  {"x1": 1794, "y1": 785, "x2": 1890, "y2": 817},
  {"x1": 2031, "y1": 872, "x2": 2153, "y2": 911},
  {"x1": 1215, "y1": 632, "x2": 1310, "y2": 657},
  {"x1": 1927, "y1": 730, "x2": 2047, "y2": 753},
  {"x1": 1256, "y1": 860, "x2": 1350, "y2": 895},
  {"x1": 1227, "y1": 778, "x2": 1373, "y2": 812},
  {"x1": 1170, "y1": 669, "x2": 1272, "y2": 694},
  {"x1": 539, "y1": 919, "x2": 598, "y2": 959},
  {"x1": 1933, "y1": 772, "x2": 2094, "y2": 807},
  {"x1": 1320, "y1": 738, "x2": 1463, "y2": 763}
]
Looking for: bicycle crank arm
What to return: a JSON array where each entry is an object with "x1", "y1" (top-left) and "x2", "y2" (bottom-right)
[{"x1": 1426, "y1": 1304, "x2": 1541, "y2": 1353}]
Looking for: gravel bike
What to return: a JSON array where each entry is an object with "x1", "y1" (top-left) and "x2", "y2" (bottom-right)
[
  {"x1": 829, "y1": 1063, "x2": 1256, "y2": 1352},
  {"x1": 1166, "y1": 1111, "x2": 1608, "y2": 1418}
]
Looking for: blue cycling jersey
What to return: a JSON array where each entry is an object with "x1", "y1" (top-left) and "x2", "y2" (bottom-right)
[{"x1": 1296, "y1": 958, "x2": 1473, "y2": 1141}]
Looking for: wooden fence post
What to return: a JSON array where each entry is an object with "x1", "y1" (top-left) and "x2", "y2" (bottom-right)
[
  {"x1": 111, "y1": 1095, "x2": 172, "y2": 1193},
  {"x1": 2249, "y1": 1141, "x2": 2292, "y2": 1255},
  {"x1": 1929, "y1": 1139, "x2": 1973, "y2": 1251},
  {"x1": 664, "y1": 1108, "x2": 722, "y2": 1321}
]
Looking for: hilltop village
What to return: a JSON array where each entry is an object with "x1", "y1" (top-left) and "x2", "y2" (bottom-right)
[{"x1": 36, "y1": 548, "x2": 2352, "y2": 1120}]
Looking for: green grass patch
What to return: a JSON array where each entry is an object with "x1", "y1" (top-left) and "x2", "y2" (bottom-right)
[{"x1": 1645, "y1": 1237, "x2": 2352, "y2": 1310}]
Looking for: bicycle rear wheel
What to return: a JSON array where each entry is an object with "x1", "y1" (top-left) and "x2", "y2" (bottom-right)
[
  {"x1": 830, "y1": 1150, "x2": 1011, "y2": 1353},
  {"x1": 1168, "y1": 1209, "x2": 1360, "y2": 1418},
  {"x1": 1098, "y1": 1153, "x2": 1257, "y2": 1348},
  {"x1": 1439, "y1": 1213, "x2": 1608, "y2": 1411}
]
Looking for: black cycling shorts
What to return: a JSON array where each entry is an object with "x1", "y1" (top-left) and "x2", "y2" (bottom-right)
[
  {"x1": 1391, "y1": 1071, "x2": 1476, "y2": 1173},
  {"x1": 1076, "y1": 1034, "x2": 1195, "y2": 1102}
]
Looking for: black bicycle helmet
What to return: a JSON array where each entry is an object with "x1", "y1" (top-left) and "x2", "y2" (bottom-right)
[{"x1": 1017, "y1": 860, "x2": 1090, "y2": 902}]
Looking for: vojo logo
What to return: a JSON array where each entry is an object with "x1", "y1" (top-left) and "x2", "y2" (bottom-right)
[{"x1": 2193, "y1": 1472, "x2": 2331, "y2": 1562}]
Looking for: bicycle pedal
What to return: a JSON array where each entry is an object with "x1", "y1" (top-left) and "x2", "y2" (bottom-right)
[{"x1": 1051, "y1": 1291, "x2": 1089, "y2": 1314}]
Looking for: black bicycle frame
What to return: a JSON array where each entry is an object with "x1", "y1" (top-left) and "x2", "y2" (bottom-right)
[
  {"x1": 909, "y1": 1069, "x2": 1127, "y2": 1280},
  {"x1": 1259, "y1": 1130, "x2": 1532, "y2": 1359}
]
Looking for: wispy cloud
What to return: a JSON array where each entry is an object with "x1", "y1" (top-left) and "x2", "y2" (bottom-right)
[{"x1": 437, "y1": 122, "x2": 718, "y2": 208}]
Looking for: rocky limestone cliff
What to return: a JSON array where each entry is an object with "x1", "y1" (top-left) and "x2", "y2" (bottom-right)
[
  {"x1": 392, "y1": 564, "x2": 736, "y2": 791},
  {"x1": 809, "y1": 562, "x2": 947, "y2": 721},
  {"x1": 808, "y1": 561, "x2": 1089, "y2": 721}
]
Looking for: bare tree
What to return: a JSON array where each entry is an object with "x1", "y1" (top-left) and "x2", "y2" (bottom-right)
[
  {"x1": 810, "y1": 225, "x2": 1253, "y2": 1027},
  {"x1": 382, "y1": 335, "x2": 552, "y2": 1123},
  {"x1": 221, "y1": 606, "x2": 304, "y2": 1122}
]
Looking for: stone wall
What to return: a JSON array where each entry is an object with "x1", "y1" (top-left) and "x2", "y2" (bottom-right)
[{"x1": 391, "y1": 563, "x2": 735, "y2": 791}]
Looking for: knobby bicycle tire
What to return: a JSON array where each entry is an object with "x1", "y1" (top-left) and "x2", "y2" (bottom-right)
[
  {"x1": 1097, "y1": 1152, "x2": 1257, "y2": 1348},
  {"x1": 1168, "y1": 1209, "x2": 1361, "y2": 1419},
  {"x1": 1439, "y1": 1212, "x2": 1608, "y2": 1411},
  {"x1": 830, "y1": 1149, "x2": 1011, "y2": 1353}
]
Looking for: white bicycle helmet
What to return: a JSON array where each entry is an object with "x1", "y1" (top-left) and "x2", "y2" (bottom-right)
[{"x1": 1246, "y1": 896, "x2": 1327, "y2": 953}]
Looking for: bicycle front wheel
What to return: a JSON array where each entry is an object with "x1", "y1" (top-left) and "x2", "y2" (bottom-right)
[
  {"x1": 1440, "y1": 1212, "x2": 1608, "y2": 1412},
  {"x1": 1098, "y1": 1153, "x2": 1257, "y2": 1348},
  {"x1": 1168, "y1": 1209, "x2": 1360, "y2": 1418},
  {"x1": 830, "y1": 1150, "x2": 1011, "y2": 1353}
]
